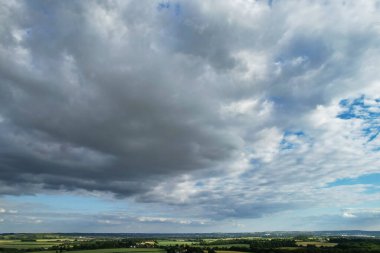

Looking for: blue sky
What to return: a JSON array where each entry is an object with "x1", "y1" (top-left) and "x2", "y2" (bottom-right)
[{"x1": 0, "y1": 0, "x2": 380, "y2": 232}]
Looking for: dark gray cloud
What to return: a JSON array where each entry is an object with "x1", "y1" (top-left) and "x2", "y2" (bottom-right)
[{"x1": 0, "y1": 0, "x2": 242, "y2": 196}]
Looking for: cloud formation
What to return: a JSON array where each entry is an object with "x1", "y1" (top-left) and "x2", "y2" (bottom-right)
[{"x1": 0, "y1": 0, "x2": 380, "y2": 229}]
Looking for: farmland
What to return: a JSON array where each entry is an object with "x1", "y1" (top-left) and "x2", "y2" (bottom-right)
[
  {"x1": 0, "y1": 233, "x2": 380, "y2": 253},
  {"x1": 0, "y1": 239, "x2": 75, "y2": 249},
  {"x1": 295, "y1": 241, "x2": 337, "y2": 247},
  {"x1": 29, "y1": 249, "x2": 165, "y2": 253},
  {"x1": 155, "y1": 240, "x2": 250, "y2": 249},
  {"x1": 156, "y1": 241, "x2": 197, "y2": 246}
]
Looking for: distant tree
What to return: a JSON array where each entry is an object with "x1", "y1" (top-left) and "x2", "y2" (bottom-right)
[{"x1": 208, "y1": 248, "x2": 216, "y2": 253}]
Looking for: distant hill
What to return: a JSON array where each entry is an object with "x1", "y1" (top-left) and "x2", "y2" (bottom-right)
[{"x1": 2, "y1": 231, "x2": 379, "y2": 239}]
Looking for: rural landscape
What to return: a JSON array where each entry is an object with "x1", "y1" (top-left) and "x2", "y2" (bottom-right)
[{"x1": 1, "y1": 232, "x2": 380, "y2": 253}]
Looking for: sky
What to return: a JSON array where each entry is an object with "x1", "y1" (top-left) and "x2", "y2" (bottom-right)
[{"x1": 0, "y1": 0, "x2": 380, "y2": 233}]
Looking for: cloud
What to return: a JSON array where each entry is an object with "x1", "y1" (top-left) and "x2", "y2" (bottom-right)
[
  {"x1": 0, "y1": 0, "x2": 242, "y2": 197},
  {"x1": 137, "y1": 216, "x2": 208, "y2": 225},
  {"x1": 0, "y1": 199, "x2": 211, "y2": 232},
  {"x1": 306, "y1": 208, "x2": 380, "y2": 230},
  {"x1": 0, "y1": 207, "x2": 18, "y2": 214},
  {"x1": 342, "y1": 208, "x2": 380, "y2": 219},
  {"x1": 0, "y1": 0, "x2": 380, "y2": 228}
]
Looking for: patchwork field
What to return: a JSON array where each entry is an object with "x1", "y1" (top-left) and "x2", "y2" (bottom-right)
[
  {"x1": 216, "y1": 251, "x2": 249, "y2": 253},
  {"x1": 3, "y1": 233, "x2": 380, "y2": 253},
  {"x1": 29, "y1": 248, "x2": 166, "y2": 253},
  {"x1": 295, "y1": 241, "x2": 337, "y2": 247},
  {"x1": 0, "y1": 239, "x2": 67, "y2": 249},
  {"x1": 157, "y1": 240, "x2": 198, "y2": 246},
  {"x1": 202, "y1": 244, "x2": 250, "y2": 248}
]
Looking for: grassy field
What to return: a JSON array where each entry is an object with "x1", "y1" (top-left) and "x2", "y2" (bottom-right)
[
  {"x1": 216, "y1": 251, "x2": 249, "y2": 253},
  {"x1": 155, "y1": 241, "x2": 249, "y2": 248},
  {"x1": 203, "y1": 238, "x2": 264, "y2": 243},
  {"x1": 30, "y1": 248, "x2": 166, "y2": 253},
  {"x1": 157, "y1": 240, "x2": 198, "y2": 246},
  {"x1": 0, "y1": 239, "x2": 65, "y2": 249},
  {"x1": 296, "y1": 241, "x2": 337, "y2": 247},
  {"x1": 202, "y1": 244, "x2": 250, "y2": 248}
]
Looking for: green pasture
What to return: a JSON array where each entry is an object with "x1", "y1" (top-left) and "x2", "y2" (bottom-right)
[
  {"x1": 0, "y1": 239, "x2": 64, "y2": 249},
  {"x1": 200, "y1": 244, "x2": 250, "y2": 248},
  {"x1": 216, "y1": 251, "x2": 249, "y2": 253},
  {"x1": 296, "y1": 241, "x2": 337, "y2": 247},
  {"x1": 157, "y1": 240, "x2": 198, "y2": 246},
  {"x1": 29, "y1": 248, "x2": 166, "y2": 253}
]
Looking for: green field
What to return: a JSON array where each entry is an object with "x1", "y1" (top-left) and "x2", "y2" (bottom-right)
[
  {"x1": 157, "y1": 240, "x2": 198, "y2": 246},
  {"x1": 201, "y1": 244, "x2": 250, "y2": 248},
  {"x1": 203, "y1": 238, "x2": 264, "y2": 243},
  {"x1": 0, "y1": 239, "x2": 66, "y2": 249},
  {"x1": 296, "y1": 241, "x2": 337, "y2": 247},
  {"x1": 216, "y1": 251, "x2": 249, "y2": 253},
  {"x1": 30, "y1": 248, "x2": 166, "y2": 253}
]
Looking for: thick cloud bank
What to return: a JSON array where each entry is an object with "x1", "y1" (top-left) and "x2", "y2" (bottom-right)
[{"x1": 0, "y1": 0, "x2": 380, "y2": 223}]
